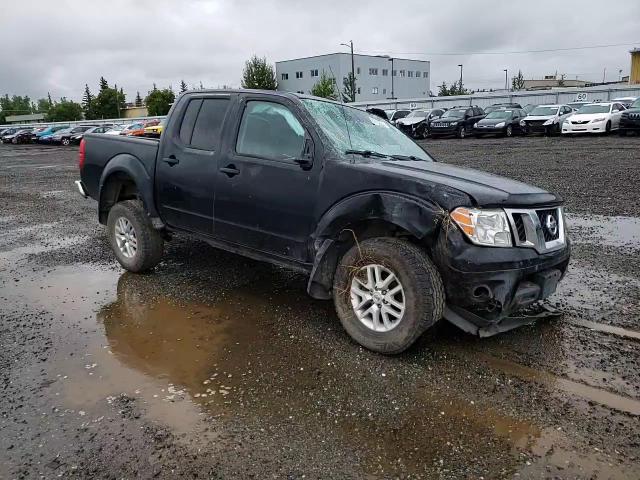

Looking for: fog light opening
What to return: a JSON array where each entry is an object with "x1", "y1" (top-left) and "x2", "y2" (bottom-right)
[{"x1": 473, "y1": 285, "x2": 492, "y2": 300}]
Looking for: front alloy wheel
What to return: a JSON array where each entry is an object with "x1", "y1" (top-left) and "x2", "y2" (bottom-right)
[
  {"x1": 333, "y1": 237, "x2": 445, "y2": 354},
  {"x1": 458, "y1": 125, "x2": 466, "y2": 139},
  {"x1": 350, "y1": 264, "x2": 405, "y2": 332},
  {"x1": 61, "y1": 138, "x2": 70, "y2": 146},
  {"x1": 506, "y1": 125, "x2": 513, "y2": 137}
]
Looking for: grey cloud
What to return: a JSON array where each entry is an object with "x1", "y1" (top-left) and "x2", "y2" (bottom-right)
[{"x1": 1, "y1": 0, "x2": 639, "y2": 102}]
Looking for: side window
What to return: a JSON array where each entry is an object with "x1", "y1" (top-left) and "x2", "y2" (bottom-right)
[
  {"x1": 236, "y1": 101, "x2": 305, "y2": 162},
  {"x1": 466, "y1": 109, "x2": 473, "y2": 117},
  {"x1": 190, "y1": 98, "x2": 230, "y2": 150},
  {"x1": 179, "y1": 99, "x2": 202, "y2": 144}
]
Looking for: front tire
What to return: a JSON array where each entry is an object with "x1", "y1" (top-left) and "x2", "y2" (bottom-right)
[
  {"x1": 505, "y1": 125, "x2": 513, "y2": 137},
  {"x1": 333, "y1": 238, "x2": 445, "y2": 354},
  {"x1": 107, "y1": 200, "x2": 164, "y2": 273},
  {"x1": 605, "y1": 121, "x2": 611, "y2": 134},
  {"x1": 61, "y1": 138, "x2": 70, "y2": 146},
  {"x1": 457, "y1": 125, "x2": 467, "y2": 139}
]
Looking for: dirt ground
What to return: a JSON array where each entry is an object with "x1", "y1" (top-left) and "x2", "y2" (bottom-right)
[{"x1": 1, "y1": 136, "x2": 639, "y2": 479}]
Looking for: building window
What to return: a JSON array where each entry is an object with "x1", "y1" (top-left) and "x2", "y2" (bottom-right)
[
  {"x1": 416, "y1": 71, "x2": 421, "y2": 78},
  {"x1": 392, "y1": 70, "x2": 397, "y2": 76},
  {"x1": 369, "y1": 68, "x2": 378, "y2": 75},
  {"x1": 400, "y1": 70, "x2": 405, "y2": 77},
  {"x1": 408, "y1": 71, "x2": 414, "y2": 78},
  {"x1": 357, "y1": 87, "x2": 361, "y2": 94},
  {"x1": 310, "y1": 69, "x2": 319, "y2": 77},
  {"x1": 424, "y1": 71, "x2": 429, "y2": 78},
  {"x1": 372, "y1": 87, "x2": 378, "y2": 94},
  {"x1": 382, "y1": 88, "x2": 387, "y2": 95},
  {"x1": 382, "y1": 69, "x2": 388, "y2": 76},
  {"x1": 356, "y1": 67, "x2": 361, "y2": 75},
  {"x1": 281, "y1": 73, "x2": 288, "y2": 81},
  {"x1": 295, "y1": 71, "x2": 303, "y2": 79}
]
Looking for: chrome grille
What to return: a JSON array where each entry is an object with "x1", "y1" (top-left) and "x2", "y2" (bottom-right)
[{"x1": 505, "y1": 207, "x2": 566, "y2": 253}]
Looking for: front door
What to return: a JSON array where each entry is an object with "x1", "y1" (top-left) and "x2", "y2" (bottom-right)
[
  {"x1": 213, "y1": 96, "x2": 319, "y2": 263},
  {"x1": 156, "y1": 94, "x2": 232, "y2": 234}
]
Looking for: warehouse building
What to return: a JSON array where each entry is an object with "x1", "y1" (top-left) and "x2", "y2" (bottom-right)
[{"x1": 276, "y1": 53, "x2": 431, "y2": 102}]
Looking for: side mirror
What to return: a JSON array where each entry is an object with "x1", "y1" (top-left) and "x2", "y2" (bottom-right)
[{"x1": 294, "y1": 136, "x2": 314, "y2": 171}]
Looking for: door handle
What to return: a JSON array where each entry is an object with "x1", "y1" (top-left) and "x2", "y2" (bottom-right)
[
  {"x1": 220, "y1": 165, "x2": 240, "y2": 177},
  {"x1": 163, "y1": 154, "x2": 179, "y2": 166}
]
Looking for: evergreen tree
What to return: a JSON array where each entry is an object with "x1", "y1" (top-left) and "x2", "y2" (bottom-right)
[
  {"x1": 99, "y1": 76, "x2": 109, "y2": 91},
  {"x1": 512, "y1": 70, "x2": 525, "y2": 90},
  {"x1": 438, "y1": 82, "x2": 449, "y2": 96},
  {"x1": 180, "y1": 80, "x2": 188, "y2": 93},
  {"x1": 135, "y1": 91, "x2": 143, "y2": 107},
  {"x1": 241, "y1": 55, "x2": 277, "y2": 90},
  {"x1": 311, "y1": 72, "x2": 338, "y2": 100},
  {"x1": 341, "y1": 72, "x2": 356, "y2": 102},
  {"x1": 82, "y1": 84, "x2": 96, "y2": 119}
]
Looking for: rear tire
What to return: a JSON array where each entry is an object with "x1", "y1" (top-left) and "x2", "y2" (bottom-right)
[
  {"x1": 332, "y1": 237, "x2": 445, "y2": 354},
  {"x1": 107, "y1": 200, "x2": 164, "y2": 273}
]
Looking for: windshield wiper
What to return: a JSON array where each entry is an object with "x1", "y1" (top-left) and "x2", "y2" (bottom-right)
[
  {"x1": 345, "y1": 149, "x2": 389, "y2": 158},
  {"x1": 388, "y1": 154, "x2": 422, "y2": 161}
]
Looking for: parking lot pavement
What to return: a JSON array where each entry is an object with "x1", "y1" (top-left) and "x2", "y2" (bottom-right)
[{"x1": 1, "y1": 138, "x2": 639, "y2": 479}]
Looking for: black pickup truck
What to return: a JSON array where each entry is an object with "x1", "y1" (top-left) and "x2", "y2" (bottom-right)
[{"x1": 76, "y1": 89, "x2": 570, "y2": 354}]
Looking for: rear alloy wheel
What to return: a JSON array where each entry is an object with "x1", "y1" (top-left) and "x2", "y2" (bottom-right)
[
  {"x1": 61, "y1": 138, "x2": 70, "y2": 146},
  {"x1": 107, "y1": 200, "x2": 164, "y2": 272},
  {"x1": 333, "y1": 237, "x2": 445, "y2": 354},
  {"x1": 506, "y1": 125, "x2": 513, "y2": 137},
  {"x1": 457, "y1": 125, "x2": 467, "y2": 139}
]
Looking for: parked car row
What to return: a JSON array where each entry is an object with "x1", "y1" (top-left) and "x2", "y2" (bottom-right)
[
  {"x1": 0, "y1": 119, "x2": 164, "y2": 145},
  {"x1": 371, "y1": 96, "x2": 639, "y2": 140}
]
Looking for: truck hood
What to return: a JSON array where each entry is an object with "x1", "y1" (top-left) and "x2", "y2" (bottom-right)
[{"x1": 368, "y1": 160, "x2": 560, "y2": 207}]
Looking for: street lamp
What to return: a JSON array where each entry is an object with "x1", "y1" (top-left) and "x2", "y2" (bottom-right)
[
  {"x1": 458, "y1": 64, "x2": 463, "y2": 92},
  {"x1": 388, "y1": 57, "x2": 395, "y2": 99},
  {"x1": 340, "y1": 41, "x2": 355, "y2": 101},
  {"x1": 504, "y1": 69, "x2": 508, "y2": 92}
]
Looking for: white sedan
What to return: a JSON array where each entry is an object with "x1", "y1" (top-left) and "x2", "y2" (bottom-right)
[{"x1": 562, "y1": 102, "x2": 626, "y2": 134}]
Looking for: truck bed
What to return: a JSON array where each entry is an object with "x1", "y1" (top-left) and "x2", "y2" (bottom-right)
[{"x1": 81, "y1": 134, "x2": 159, "y2": 200}]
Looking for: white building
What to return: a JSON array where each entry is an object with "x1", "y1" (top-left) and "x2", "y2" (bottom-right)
[{"x1": 276, "y1": 53, "x2": 431, "y2": 102}]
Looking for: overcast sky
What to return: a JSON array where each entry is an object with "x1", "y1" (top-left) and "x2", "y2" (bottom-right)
[{"x1": 1, "y1": 0, "x2": 639, "y2": 102}]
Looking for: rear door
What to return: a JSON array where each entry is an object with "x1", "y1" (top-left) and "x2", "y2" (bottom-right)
[
  {"x1": 213, "y1": 94, "x2": 320, "y2": 262},
  {"x1": 155, "y1": 93, "x2": 233, "y2": 234}
]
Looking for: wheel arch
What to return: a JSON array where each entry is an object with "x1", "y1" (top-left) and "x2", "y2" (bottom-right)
[
  {"x1": 307, "y1": 192, "x2": 445, "y2": 299},
  {"x1": 98, "y1": 154, "x2": 159, "y2": 225}
]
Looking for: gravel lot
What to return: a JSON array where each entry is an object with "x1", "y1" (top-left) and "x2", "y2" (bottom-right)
[{"x1": 1, "y1": 137, "x2": 639, "y2": 479}]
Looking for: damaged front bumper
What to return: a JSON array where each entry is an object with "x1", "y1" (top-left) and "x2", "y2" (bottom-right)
[{"x1": 432, "y1": 227, "x2": 571, "y2": 336}]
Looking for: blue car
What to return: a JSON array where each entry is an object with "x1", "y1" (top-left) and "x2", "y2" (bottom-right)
[{"x1": 36, "y1": 125, "x2": 69, "y2": 143}]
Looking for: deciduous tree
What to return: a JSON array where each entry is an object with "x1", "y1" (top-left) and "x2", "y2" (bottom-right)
[{"x1": 311, "y1": 72, "x2": 338, "y2": 100}]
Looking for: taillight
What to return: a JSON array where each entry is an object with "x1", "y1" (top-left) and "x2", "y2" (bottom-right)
[{"x1": 78, "y1": 138, "x2": 86, "y2": 170}]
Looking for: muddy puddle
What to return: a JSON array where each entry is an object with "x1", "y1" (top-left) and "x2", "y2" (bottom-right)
[
  {"x1": 566, "y1": 213, "x2": 640, "y2": 249},
  {"x1": 3, "y1": 256, "x2": 639, "y2": 477}
]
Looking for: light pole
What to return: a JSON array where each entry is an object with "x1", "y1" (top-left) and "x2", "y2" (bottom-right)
[
  {"x1": 388, "y1": 57, "x2": 395, "y2": 99},
  {"x1": 340, "y1": 41, "x2": 355, "y2": 101},
  {"x1": 458, "y1": 64, "x2": 463, "y2": 93},
  {"x1": 504, "y1": 69, "x2": 508, "y2": 92}
]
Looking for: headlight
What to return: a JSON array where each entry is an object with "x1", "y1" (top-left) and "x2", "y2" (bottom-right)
[
  {"x1": 543, "y1": 118, "x2": 556, "y2": 126},
  {"x1": 591, "y1": 117, "x2": 606, "y2": 123},
  {"x1": 474, "y1": 123, "x2": 478, "y2": 128},
  {"x1": 494, "y1": 122, "x2": 505, "y2": 128},
  {"x1": 451, "y1": 207, "x2": 512, "y2": 247},
  {"x1": 519, "y1": 120, "x2": 526, "y2": 126}
]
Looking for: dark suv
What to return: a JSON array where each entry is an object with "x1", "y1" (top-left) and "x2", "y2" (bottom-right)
[
  {"x1": 430, "y1": 106, "x2": 485, "y2": 138},
  {"x1": 619, "y1": 98, "x2": 640, "y2": 135}
]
